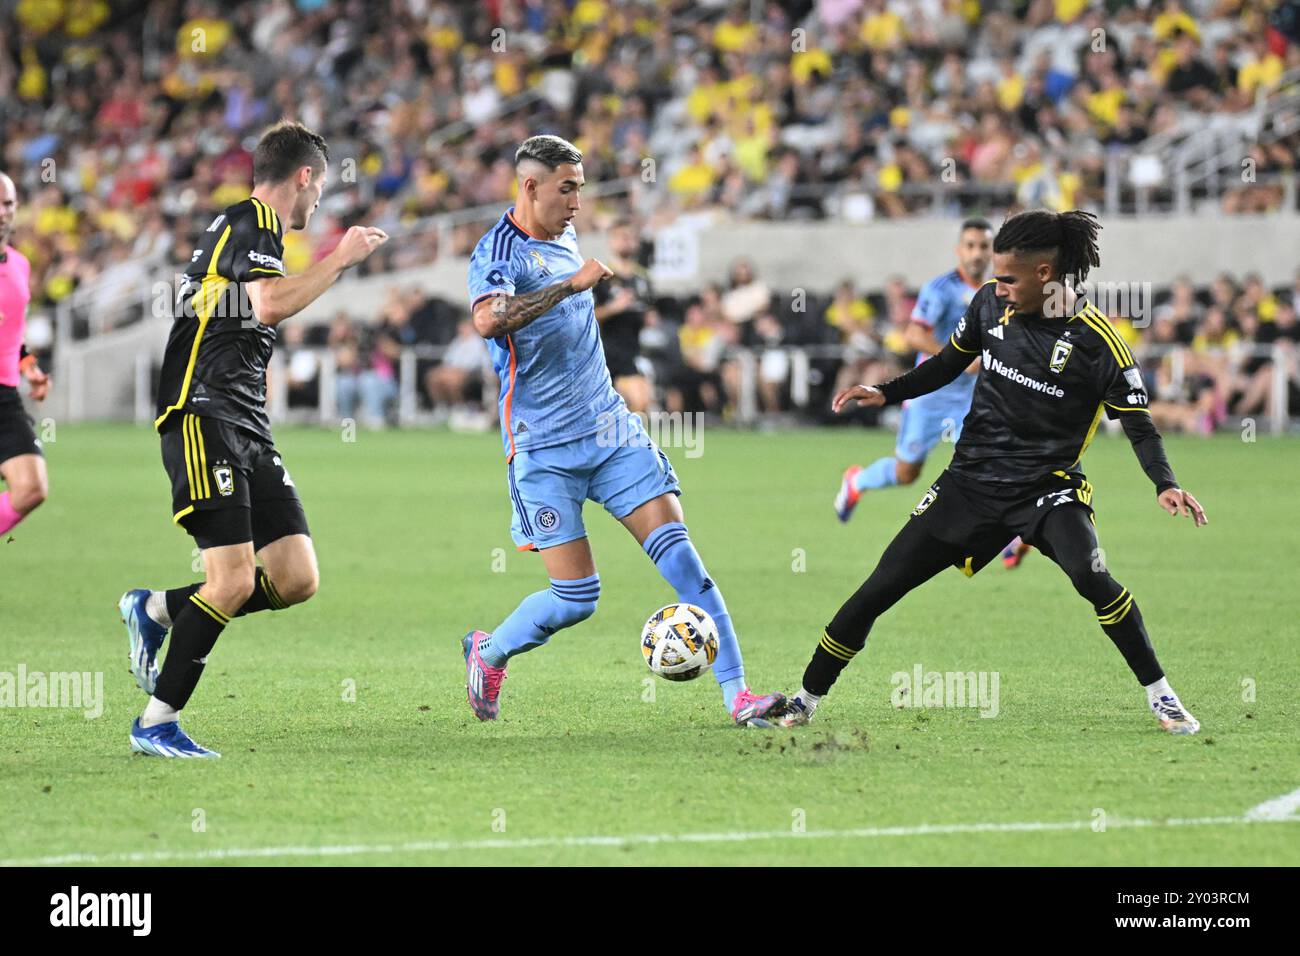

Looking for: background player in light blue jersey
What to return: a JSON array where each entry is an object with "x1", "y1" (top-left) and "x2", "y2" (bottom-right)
[
  {"x1": 462, "y1": 135, "x2": 788, "y2": 727},
  {"x1": 835, "y1": 219, "x2": 992, "y2": 522}
]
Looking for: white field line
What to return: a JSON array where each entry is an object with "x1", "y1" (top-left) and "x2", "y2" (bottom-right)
[
  {"x1": 2, "y1": 809, "x2": 1298, "y2": 866},
  {"x1": 1244, "y1": 786, "x2": 1300, "y2": 821}
]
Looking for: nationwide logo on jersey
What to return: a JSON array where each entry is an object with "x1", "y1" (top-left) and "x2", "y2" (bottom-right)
[
  {"x1": 527, "y1": 250, "x2": 552, "y2": 277},
  {"x1": 982, "y1": 350, "x2": 1066, "y2": 398},
  {"x1": 1050, "y1": 339, "x2": 1073, "y2": 373},
  {"x1": 987, "y1": 324, "x2": 1004, "y2": 340},
  {"x1": 213, "y1": 465, "x2": 234, "y2": 497}
]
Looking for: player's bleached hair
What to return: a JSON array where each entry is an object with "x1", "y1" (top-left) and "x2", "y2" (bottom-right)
[
  {"x1": 253, "y1": 121, "x2": 329, "y2": 185},
  {"x1": 993, "y1": 209, "x2": 1101, "y2": 283},
  {"x1": 515, "y1": 134, "x2": 583, "y2": 171}
]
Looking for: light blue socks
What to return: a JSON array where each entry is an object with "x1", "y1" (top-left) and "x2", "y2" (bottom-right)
[
  {"x1": 642, "y1": 523, "x2": 746, "y2": 710},
  {"x1": 481, "y1": 574, "x2": 600, "y2": 667},
  {"x1": 854, "y1": 456, "x2": 900, "y2": 491}
]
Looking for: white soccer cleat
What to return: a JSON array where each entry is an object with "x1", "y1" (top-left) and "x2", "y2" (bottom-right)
[
  {"x1": 774, "y1": 695, "x2": 815, "y2": 727},
  {"x1": 1151, "y1": 693, "x2": 1200, "y2": 735}
]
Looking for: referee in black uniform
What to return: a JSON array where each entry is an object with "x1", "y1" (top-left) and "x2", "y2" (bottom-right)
[{"x1": 780, "y1": 210, "x2": 1208, "y2": 735}]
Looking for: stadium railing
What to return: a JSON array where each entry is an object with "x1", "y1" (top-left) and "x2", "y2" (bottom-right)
[{"x1": 107, "y1": 341, "x2": 1295, "y2": 436}]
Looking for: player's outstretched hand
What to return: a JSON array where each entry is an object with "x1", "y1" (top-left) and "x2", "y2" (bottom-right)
[
  {"x1": 22, "y1": 363, "x2": 49, "y2": 401},
  {"x1": 1157, "y1": 487, "x2": 1207, "y2": 526},
  {"x1": 570, "y1": 258, "x2": 613, "y2": 292},
  {"x1": 334, "y1": 225, "x2": 390, "y2": 268},
  {"x1": 832, "y1": 384, "x2": 885, "y2": 413}
]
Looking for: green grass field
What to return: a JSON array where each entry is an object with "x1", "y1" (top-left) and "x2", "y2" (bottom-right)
[{"x1": 2, "y1": 423, "x2": 1297, "y2": 866}]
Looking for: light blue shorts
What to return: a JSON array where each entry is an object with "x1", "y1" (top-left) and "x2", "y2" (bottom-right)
[
  {"x1": 506, "y1": 412, "x2": 681, "y2": 551},
  {"x1": 895, "y1": 394, "x2": 971, "y2": 465}
]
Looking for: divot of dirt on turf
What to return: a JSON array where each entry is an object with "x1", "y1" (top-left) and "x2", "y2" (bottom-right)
[{"x1": 739, "y1": 728, "x2": 871, "y2": 762}]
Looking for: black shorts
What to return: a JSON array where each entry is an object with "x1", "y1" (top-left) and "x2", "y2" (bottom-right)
[
  {"x1": 908, "y1": 468, "x2": 1094, "y2": 577},
  {"x1": 604, "y1": 347, "x2": 641, "y2": 380},
  {"x1": 0, "y1": 386, "x2": 42, "y2": 466},
  {"x1": 160, "y1": 413, "x2": 309, "y2": 551}
]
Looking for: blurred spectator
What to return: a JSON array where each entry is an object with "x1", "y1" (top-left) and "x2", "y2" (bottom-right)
[
  {"x1": 666, "y1": 299, "x2": 727, "y2": 414},
  {"x1": 279, "y1": 321, "x2": 320, "y2": 410},
  {"x1": 426, "y1": 320, "x2": 493, "y2": 415},
  {"x1": 330, "y1": 312, "x2": 396, "y2": 428},
  {"x1": 593, "y1": 219, "x2": 655, "y2": 413}
]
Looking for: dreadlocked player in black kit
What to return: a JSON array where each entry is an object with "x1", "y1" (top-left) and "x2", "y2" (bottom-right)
[{"x1": 778, "y1": 210, "x2": 1208, "y2": 734}]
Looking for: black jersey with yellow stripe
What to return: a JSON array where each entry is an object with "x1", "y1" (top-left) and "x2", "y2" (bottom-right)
[
  {"x1": 945, "y1": 281, "x2": 1151, "y2": 488},
  {"x1": 155, "y1": 197, "x2": 286, "y2": 442}
]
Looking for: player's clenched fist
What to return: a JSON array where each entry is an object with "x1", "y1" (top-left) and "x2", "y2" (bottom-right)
[
  {"x1": 832, "y1": 384, "x2": 885, "y2": 413},
  {"x1": 569, "y1": 258, "x2": 613, "y2": 292},
  {"x1": 334, "y1": 225, "x2": 390, "y2": 268}
]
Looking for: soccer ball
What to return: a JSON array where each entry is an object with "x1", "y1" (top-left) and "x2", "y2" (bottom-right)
[{"x1": 640, "y1": 603, "x2": 719, "y2": 682}]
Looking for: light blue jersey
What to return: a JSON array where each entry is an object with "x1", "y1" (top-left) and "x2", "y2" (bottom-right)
[
  {"x1": 892, "y1": 269, "x2": 984, "y2": 465},
  {"x1": 467, "y1": 209, "x2": 624, "y2": 458},
  {"x1": 910, "y1": 269, "x2": 983, "y2": 402}
]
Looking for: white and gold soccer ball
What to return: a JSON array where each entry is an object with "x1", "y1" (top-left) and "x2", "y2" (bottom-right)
[{"x1": 640, "y1": 603, "x2": 719, "y2": 682}]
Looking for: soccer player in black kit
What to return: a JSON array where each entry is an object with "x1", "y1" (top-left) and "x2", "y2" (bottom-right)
[
  {"x1": 779, "y1": 210, "x2": 1208, "y2": 735},
  {"x1": 593, "y1": 220, "x2": 653, "y2": 413},
  {"x1": 118, "y1": 122, "x2": 388, "y2": 757}
]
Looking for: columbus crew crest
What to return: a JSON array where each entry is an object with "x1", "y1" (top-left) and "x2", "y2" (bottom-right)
[
  {"x1": 1049, "y1": 339, "x2": 1074, "y2": 374},
  {"x1": 213, "y1": 465, "x2": 235, "y2": 497}
]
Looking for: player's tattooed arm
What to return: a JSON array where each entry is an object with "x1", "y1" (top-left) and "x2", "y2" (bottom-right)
[
  {"x1": 472, "y1": 258, "x2": 612, "y2": 338},
  {"x1": 478, "y1": 282, "x2": 577, "y2": 337}
]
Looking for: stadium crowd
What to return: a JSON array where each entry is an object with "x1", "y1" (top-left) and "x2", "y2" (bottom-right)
[
  {"x1": 1, "y1": 0, "x2": 1295, "y2": 319},
  {"x1": 278, "y1": 254, "x2": 1300, "y2": 432},
  {"x1": 0, "y1": 0, "x2": 1296, "y2": 430}
]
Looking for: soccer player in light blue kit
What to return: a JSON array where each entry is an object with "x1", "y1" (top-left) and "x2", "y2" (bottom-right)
[
  {"x1": 835, "y1": 219, "x2": 993, "y2": 521},
  {"x1": 462, "y1": 135, "x2": 788, "y2": 726}
]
